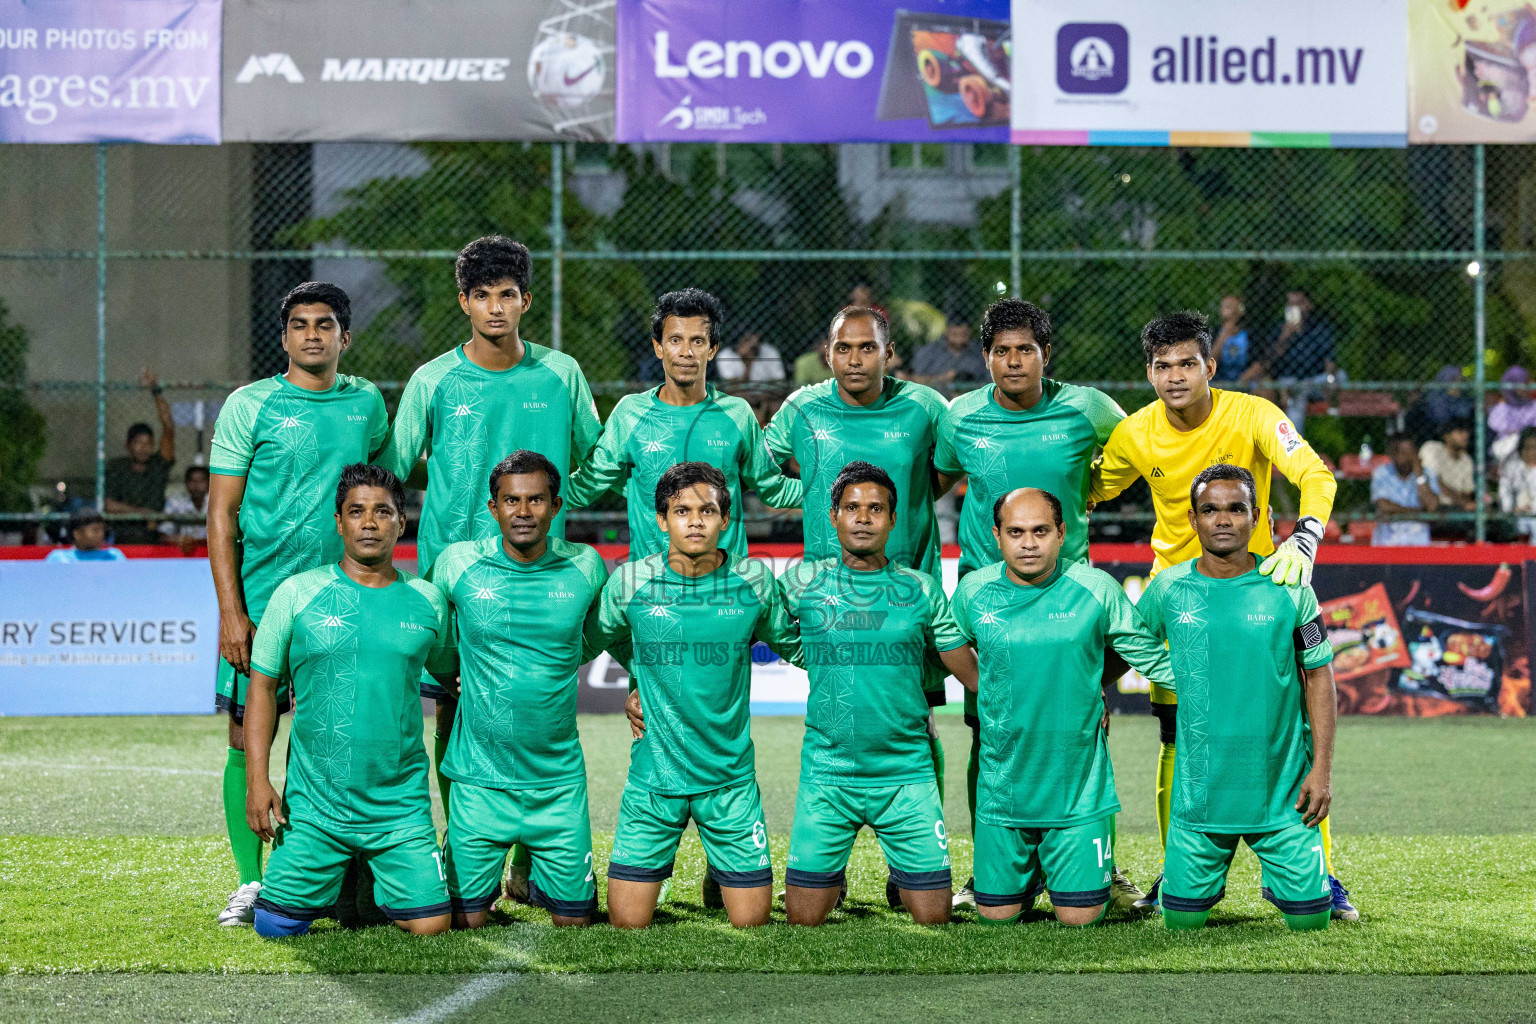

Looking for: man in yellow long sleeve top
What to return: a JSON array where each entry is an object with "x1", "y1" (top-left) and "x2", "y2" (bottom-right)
[{"x1": 1090, "y1": 310, "x2": 1357, "y2": 922}]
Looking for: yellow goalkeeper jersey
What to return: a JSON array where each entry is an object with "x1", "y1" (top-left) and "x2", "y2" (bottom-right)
[{"x1": 1090, "y1": 389, "x2": 1336, "y2": 573}]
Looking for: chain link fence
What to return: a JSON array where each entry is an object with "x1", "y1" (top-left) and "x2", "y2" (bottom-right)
[{"x1": 1, "y1": 140, "x2": 1531, "y2": 544}]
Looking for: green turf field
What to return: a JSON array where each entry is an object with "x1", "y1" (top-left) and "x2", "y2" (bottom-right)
[{"x1": 2, "y1": 714, "x2": 1534, "y2": 1021}]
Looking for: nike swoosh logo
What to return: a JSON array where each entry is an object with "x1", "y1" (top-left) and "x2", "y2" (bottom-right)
[{"x1": 563, "y1": 64, "x2": 596, "y2": 86}]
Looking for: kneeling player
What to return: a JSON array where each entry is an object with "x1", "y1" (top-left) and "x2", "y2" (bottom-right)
[
  {"x1": 593, "y1": 462, "x2": 800, "y2": 928},
  {"x1": 244, "y1": 465, "x2": 453, "y2": 937},
  {"x1": 430, "y1": 451, "x2": 612, "y2": 928},
  {"x1": 779, "y1": 462, "x2": 977, "y2": 926},
  {"x1": 1135, "y1": 464, "x2": 1337, "y2": 932},
  {"x1": 952, "y1": 488, "x2": 1175, "y2": 926}
]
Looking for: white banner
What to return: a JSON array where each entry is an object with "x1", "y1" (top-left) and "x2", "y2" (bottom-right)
[{"x1": 1009, "y1": 0, "x2": 1407, "y2": 146}]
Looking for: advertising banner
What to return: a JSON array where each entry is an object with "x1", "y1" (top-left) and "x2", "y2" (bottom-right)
[
  {"x1": 1096, "y1": 557, "x2": 1530, "y2": 717},
  {"x1": 0, "y1": 0, "x2": 220, "y2": 144},
  {"x1": 1408, "y1": 0, "x2": 1536, "y2": 143},
  {"x1": 0, "y1": 560, "x2": 219, "y2": 715},
  {"x1": 221, "y1": 0, "x2": 613, "y2": 142},
  {"x1": 615, "y1": 0, "x2": 1011, "y2": 143},
  {"x1": 1009, "y1": 0, "x2": 1407, "y2": 147}
]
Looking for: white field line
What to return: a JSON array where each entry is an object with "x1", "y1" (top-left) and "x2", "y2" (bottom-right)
[
  {"x1": 0, "y1": 758, "x2": 221, "y2": 777},
  {"x1": 390, "y1": 974, "x2": 521, "y2": 1024}
]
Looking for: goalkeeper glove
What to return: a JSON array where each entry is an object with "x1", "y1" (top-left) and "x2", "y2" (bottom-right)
[{"x1": 1259, "y1": 515, "x2": 1324, "y2": 588}]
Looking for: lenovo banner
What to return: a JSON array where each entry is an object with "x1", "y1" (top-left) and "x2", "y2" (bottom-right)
[
  {"x1": 0, "y1": 0, "x2": 220, "y2": 144},
  {"x1": 221, "y1": 0, "x2": 613, "y2": 142},
  {"x1": 1009, "y1": 0, "x2": 1407, "y2": 147},
  {"x1": 615, "y1": 0, "x2": 1011, "y2": 143}
]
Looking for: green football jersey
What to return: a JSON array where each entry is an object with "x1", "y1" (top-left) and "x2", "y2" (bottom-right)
[
  {"x1": 565, "y1": 385, "x2": 803, "y2": 561},
  {"x1": 1135, "y1": 559, "x2": 1335, "y2": 834},
  {"x1": 765, "y1": 377, "x2": 949, "y2": 579},
  {"x1": 935, "y1": 380, "x2": 1124, "y2": 576},
  {"x1": 209, "y1": 374, "x2": 389, "y2": 623},
  {"x1": 429, "y1": 536, "x2": 610, "y2": 791},
  {"x1": 779, "y1": 557, "x2": 966, "y2": 788},
  {"x1": 952, "y1": 560, "x2": 1172, "y2": 829},
  {"x1": 250, "y1": 564, "x2": 452, "y2": 833},
  {"x1": 593, "y1": 553, "x2": 800, "y2": 796},
  {"x1": 375, "y1": 343, "x2": 602, "y2": 570}
]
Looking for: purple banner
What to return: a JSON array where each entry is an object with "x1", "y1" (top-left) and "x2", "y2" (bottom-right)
[
  {"x1": 0, "y1": 0, "x2": 220, "y2": 144},
  {"x1": 616, "y1": 0, "x2": 1009, "y2": 142}
]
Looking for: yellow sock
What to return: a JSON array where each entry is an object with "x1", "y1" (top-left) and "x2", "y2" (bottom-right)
[
  {"x1": 1155, "y1": 742, "x2": 1176, "y2": 853},
  {"x1": 1319, "y1": 815, "x2": 1333, "y2": 875}
]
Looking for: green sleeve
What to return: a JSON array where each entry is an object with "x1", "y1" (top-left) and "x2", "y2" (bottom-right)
[
  {"x1": 566, "y1": 360, "x2": 604, "y2": 464},
  {"x1": 762, "y1": 394, "x2": 799, "y2": 465},
  {"x1": 565, "y1": 402, "x2": 633, "y2": 509},
  {"x1": 365, "y1": 380, "x2": 390, "y2": 460},
  {"x1": 374, "y1": 362, "x2": 441, "y2": 482},
  {"x1": 736, "y1": 406, "x2": 804, "y2": 509},
  {"x1": 209, "y1": 385, "x2": 262, "y2": 477},
  {"x1": 949, "y1": 579, "x2": 975, "y2": 644},
  {"x1": 933, "y1": 396, "x2": 963, "y2": 475},
  {"x1": 407, "y1": 577, "x2": 458, "y2": 676},
  {"x1": 576, "y1": 548, "x2": 629, "y2": 669},
  {"x1": 249, "y1": 577, "x2": 299, "y2": 679},
  {"x1": 1084, "y1": 569, "x2": 1174, "y2": 687},
  {"x1": 748, "y1": 564, "x2": 802, "y2": 667},
  {"x1": 1134, "y1": 574, "x2": 1168, "y2": 643},
  {"x1": 1293, "y1": 584, "x2": 1335, "y2": 670},
  {"x1": 592, "y1": 565, "x2": 634, "y2": 655},
  {"x1": 1083, "y1": 387, "x2": 1127, "y2": 446},
  {"x1": 920, "y1": 572, "x2": 967, "y2": 653}
]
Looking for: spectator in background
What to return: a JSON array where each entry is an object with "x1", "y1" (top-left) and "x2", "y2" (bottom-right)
[
  {"x1": 1211, "y1": 294, "x2": 1250, "y2": 382},
  {"x1": 794, "y1": 336, "x2": 835, "y2": 387},
  {"x1": 104, "y1": 369, "x2": 176, "y2": 544},
  {"x1": 1244, "y1": 289, "x2": 1338, "y2": 429},
  {"x1": 45, "y1": 509, "x2": 126, "y2": 562},
  {"x1": 1371, "y1": 433, "x2": 1440, "y2": 547},
  {"x1": 714, "y1": 328, "x2": 786, "y2": 383},
  {"x1": 1404, "y1": 366, "x2": 1473, "y2": 444},
  {"x1": 1499, "y1": 426, "x2": 1536, "y2": 538},
  {"x1": 902, "y1": 319, "x2": 988, "y2": 397},
  {"x1": 1419, "y1": 419, "x2": 1476, "y2": 512},
  {"x1": 1490, "y1": 366, "x2": 1536, "y2": 462},
  {"x1": 160, "y1": 464, "x2": 210, "y2": 553}
]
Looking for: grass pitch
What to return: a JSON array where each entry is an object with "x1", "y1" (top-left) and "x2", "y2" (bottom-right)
[{"x1": 1, "y1": 714, "x2": 1533, "y2": 1020}]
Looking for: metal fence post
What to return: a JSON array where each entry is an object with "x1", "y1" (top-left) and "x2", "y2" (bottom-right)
[
  {"x1": 95, "y1": 142, "x2": 107, "y2": 511},
  {"x1": 1008, "y1": 144, "x2": 1022, "y2": 297},
  {"x1": 550, "y1": 141, "x2": 564, "y2": 352},
  {"x1": 1474, "y1": 143, "x2": 1488, "y2": 543}
]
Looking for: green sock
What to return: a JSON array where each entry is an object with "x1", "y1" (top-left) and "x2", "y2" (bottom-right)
[
  {"x1": 1283, "y1": 910, "x2": 1330, "y2": 932},
  {"x1": 1162, "y1": 908, "x2": 1209, "y2": 931},
  {"x1": 510, "y1": 842, "x2": 532, "y2": 872},
  {"x1": 977, "y1": 909, "x2": 1021, "y2": 926},
  {"x1": 433, "y1": 731, "x2": 452, "y2": 818},
  {"x1": 223, "y1": 748, "x2": 263, "y2": 885}
]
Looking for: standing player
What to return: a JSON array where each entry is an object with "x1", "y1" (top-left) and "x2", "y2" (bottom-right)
[
  {"x1": 375, "y1": 235, "x2": 602, "y2": 819},
  {"x1": 930, "y1": 299, "x2": 1129, "y2": 907},
  {"x1": 565, "y1": 288, "x2": 802, "y2": 561},
  {"x1": 207, "y1": 282, "x2": 389, "y2": 926},
  {"x1": 1135, "y1": 465, "x2": 1337, "y2": 931},
  {"x1": 952, "y1": 488, "x2": 1175, "y2": 926},
  {"x1": 244, "y1": 465, "x2": 454, "y2": 937},
  {"x1": 429, "y1": 451, "x2": 610, "y2": 927},
  {"x1": 1090, "y1": 311, "x2": 1353, "y2": 920},
  {"x1": 593, "y1": 462, "x2": 800, "y2": 929},
  {"x1": 764, "y1": 306, "x2": 953, "y2": 907},
  {"x1": 779, "y1": 462, "x2": 977, "y2": 926}
]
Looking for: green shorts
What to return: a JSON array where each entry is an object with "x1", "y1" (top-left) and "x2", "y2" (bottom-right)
[
  {"x1": 785, "y1": 780, "x2": 950, "y2": 891},
  {"x1": 215, "y1": 656, "x2": 290, "y2": 724},
  {"x1": 608, "y1": 778, "x2": 772, "y2": 888},
  {"x1": 1162, "y1": 820, "x2": 1333, "y2": 917},
  {"x1": 254, "y1": 818, "x2": 449, "y2": 922},
  {"x1": 444, "y1": 779, "x2": 596, "y2": 918},
  {"x1": 973, "y1": 814, "x2": 1115, "y2": 909}
]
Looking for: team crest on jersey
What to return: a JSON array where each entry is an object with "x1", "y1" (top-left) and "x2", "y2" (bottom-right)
[
  {"x1": 642, "y1": 439, "x2": 669, "y2": 454},
  {"x1": 473, "y1": 585, "x2": 496, "y2": 600},
  {"x1": 1151, "y1": 467, "x2": 1165, "y2": 478},
  {"x1": 971, "y1": 437, "x2": 995, "y2": 450},
  {"x1": 453, "y1": 403, "x2": 473, "y2": 418},
  {"x1": 647, "y1": 605, "x2": 673, "y2": 618},
  {"x1": 319, "y1": 614, "x2": 346, "y2": 628},
  {"x1": 278, "y1": 415, "x2": 303, "y2": 429},
  {"x1": 1176, "y1": 610, "x2": 1200, "y2": 625},
  {"x1": 812, "y1": 428, "x2": 835, "y2": 442},
  {"x1": 1276, "y1": 418, "x2": 1304, "y2": 455}
]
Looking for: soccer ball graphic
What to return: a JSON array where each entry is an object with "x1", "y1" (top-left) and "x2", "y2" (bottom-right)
[{"x1": 527, "y1": 32, "x2": 606, "y2": 110}]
